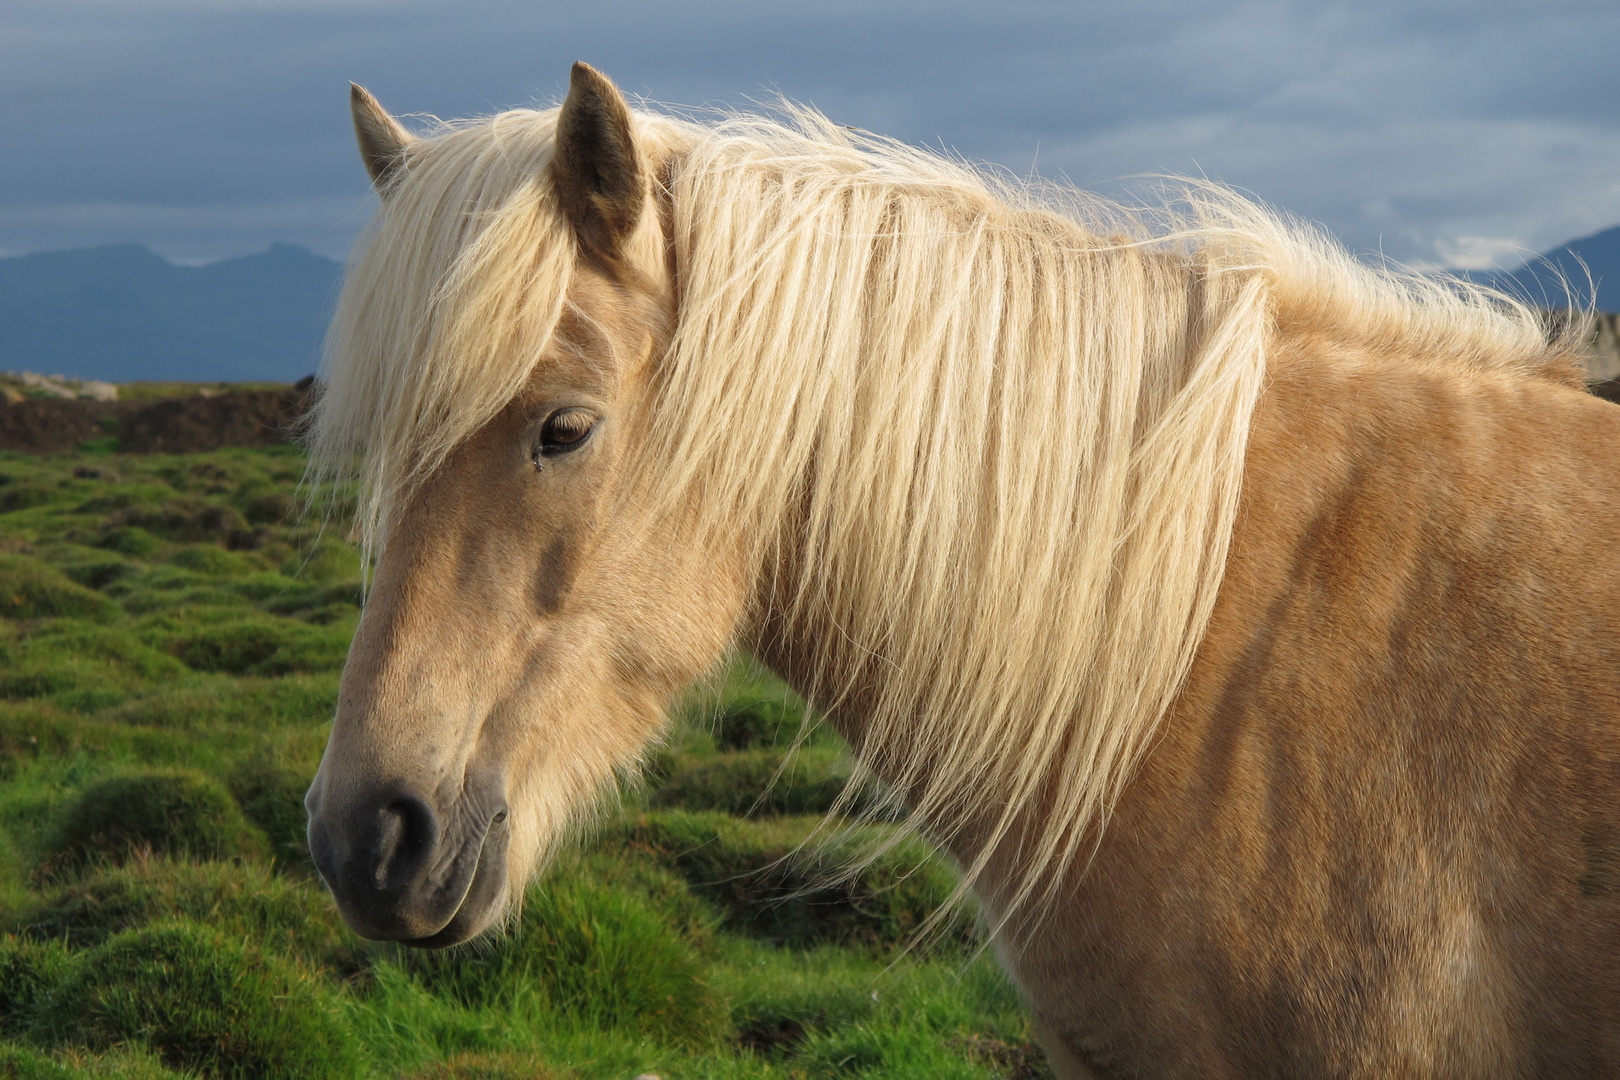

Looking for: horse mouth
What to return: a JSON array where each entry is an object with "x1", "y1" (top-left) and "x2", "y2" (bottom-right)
[{"x1": 398, "y1": 825, "x2": 510, "y2": 949}]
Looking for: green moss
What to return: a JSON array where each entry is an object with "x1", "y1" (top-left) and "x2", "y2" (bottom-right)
[
  {"x1": 17, "y1": 624, "x2": 185, "y2": 682},
  {"x1": 25, "y1": 1045, "x2": 192, "y2": 1080},
  {"x1": 0, "y1": 715, "x2": 63, "y2": 779},
  {"x1": 74, "y1": 493, "x2": 134, "y2": 516},
  {"x1": 38, "y1": 771, "x2": 266, "y2": 879},
  {"x1": 102, "y1": 674, "x2": 338, "y2": 731},
  {"x1": 0, "y1": 673, "x2": 77, "y2": 704},
  {"x1": 34, "y1": 921, "x2": 364, "y2": 1080},
  {"x1": 258, "y1": 581, "x2": 362, "y2": 628},
  {"x1": 0, "y1": 624, "x2": 184, "y2": 709},
  {"x1": 226, "y1": 573, "x2": 307, "y2": 605}
]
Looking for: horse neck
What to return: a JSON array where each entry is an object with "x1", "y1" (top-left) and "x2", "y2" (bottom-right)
[
  {"x1": 743, "y1": 544, "x2": 1054, "y2": 905},
  {"x1": 741, "y1": 508, "x2": 995, "y2": 844},
  {"x1": 744, "y1": 513, "x2": 903, "y2": 762}
]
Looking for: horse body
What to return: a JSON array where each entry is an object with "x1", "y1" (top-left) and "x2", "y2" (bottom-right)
[
  {"x1": 748, "y1": 338, "x2": 1620, "y2": 1077},
  {"x1": 955, "y1": 353, "x2": 1620, "y2": 1076},
  {"x1": 304, "y1": 65, "x2": 1620, "y2": 1076}
]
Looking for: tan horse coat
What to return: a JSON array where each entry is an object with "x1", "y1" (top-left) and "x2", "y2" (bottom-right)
[{"x1": 973, "y1": 353, "x2": 1620, "y2": 1076}]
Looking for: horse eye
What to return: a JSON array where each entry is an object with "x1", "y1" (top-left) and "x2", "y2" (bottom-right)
[{"x1": 533, "y1": 409, "x2": 596, "y2": 467}]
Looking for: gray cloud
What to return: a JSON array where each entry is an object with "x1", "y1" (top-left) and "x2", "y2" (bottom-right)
[{"x1": 2, "y1": 0, "x2": 1616, "y2": 266}]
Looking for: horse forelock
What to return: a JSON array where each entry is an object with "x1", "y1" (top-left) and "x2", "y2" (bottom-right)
[{"x1": 308, "y1": 94, "x2": 1586, "y2": 931}]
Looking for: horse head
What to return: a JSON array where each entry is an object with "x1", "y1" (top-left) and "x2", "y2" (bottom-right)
[{"x1": 304, "y1": 65, "x2": 743, "y2": 946}]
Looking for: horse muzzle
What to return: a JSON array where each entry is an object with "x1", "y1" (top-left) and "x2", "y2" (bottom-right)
[{"x1": 305, "y1": 776, "x2": 510, "y2": 947}]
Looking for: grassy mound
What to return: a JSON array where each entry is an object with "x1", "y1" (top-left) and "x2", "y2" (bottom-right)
[
  {"x1": 653, "y1": 746, "x2": 858, "y2": 817},
  {"x1": 0, "y1": 1043, "x2": 188, "y2": 1079},
  {"x1": 711, "y1": 693, "x2": 809, "y2": 750},
  {"x1": 0, "y1": 937, "x2": 73, "y2": 1037},
  {"x1": 227, "y1": 751, "x2": 317, "y2": 871},
  {"x1": 35, "y1": 921, "x2": 362, "y2": 1080},
  {"x1": 0, "y1": 556, "x2": 118, "y2": 623},
  {"x1": 150, "y1": 614, "x2": 350, "y2": 676},
  {"x1": 0, "y1": 1043, "x2": 79, "y2": 1079},
  {"x1": 59, "y1": 558, "x2": 133, "y2": 592},
  {"x1": 407, "y1": 871, "x2": 729, "y2": 1048},
  {"x1": 0, "y1": 622, "x2": 187, "y2": 708},
  {"x1": 38, "y1": 771, "x2": 265, "y2": 879},
  {"x1": 0, "y1": 484, "x2": 54, "y2": 515},
  {"x1": 14, "y1": 860, "x2": 361, "y2": 976},
  {"x1": 401, "y1": 1053, "x2": 566, "y2": 1080},
  {"x1": 103, "y1": 499, "x2": 248, "y2": 545},
  {"x1": 95, "y1": 526, "x2": 162, "y2": 559},
  {"x1": 168, "y1": 544, "x2": 256, "y2": 577},
  {"x1": 613, "y1": 812, "x2": 974, "y2": 951}
]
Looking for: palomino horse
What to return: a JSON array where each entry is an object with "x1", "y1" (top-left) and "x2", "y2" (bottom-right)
[{"x1": 304, "y1": 63, "x2": 1620, "y2": 1078}]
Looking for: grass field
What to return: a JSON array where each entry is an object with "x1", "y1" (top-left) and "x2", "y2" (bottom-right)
[{"x1": 0, "y1": 444, "x2": 1050, "y2": 1080}]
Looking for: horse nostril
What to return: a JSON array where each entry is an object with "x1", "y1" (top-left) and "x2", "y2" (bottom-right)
[
  {"x1": 372, "y1": 809, "x2": 403, "y2": 889},
  {"x1": 372, "y1": 795, "x2": 437, "y2": 892}
]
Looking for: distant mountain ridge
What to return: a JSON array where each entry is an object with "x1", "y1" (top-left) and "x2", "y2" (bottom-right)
[
  {"x1": 1459, "y1": 226, "x2": 1620, "y2": 313},
  {"x1": 0, "y1": 243, "x2": 342, "y2": 383},
  {"x1": 2, "y1": 227, "x2": 1617, "y2": 385}
]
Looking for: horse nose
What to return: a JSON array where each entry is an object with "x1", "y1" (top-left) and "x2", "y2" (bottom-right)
[{"x1": 306, "y1": 782, "x2": 502, "y2": 942}]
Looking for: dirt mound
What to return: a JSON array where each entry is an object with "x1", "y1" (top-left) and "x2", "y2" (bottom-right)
[{"x1": 0, "y1": 377, "x2": 314, "y2": 454}]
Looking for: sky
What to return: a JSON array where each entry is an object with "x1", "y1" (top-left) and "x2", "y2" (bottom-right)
[{"x1": 2, "y1": 0, "x2": 1618, "y2": 270}]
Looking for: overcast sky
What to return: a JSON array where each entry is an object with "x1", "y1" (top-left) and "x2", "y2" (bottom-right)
[{"x1": 3, "y1": 0, "x2": 1618, "y2": 269}]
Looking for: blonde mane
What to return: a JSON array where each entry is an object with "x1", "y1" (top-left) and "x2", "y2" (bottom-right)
[{"x1": 309, "y1": 100, "x2": 1582, "y2": 924}]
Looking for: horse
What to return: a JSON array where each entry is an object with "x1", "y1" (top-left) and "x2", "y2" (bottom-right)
[{"x1": 302, "y1": 62, "x2": 1620, "y2": 1078}]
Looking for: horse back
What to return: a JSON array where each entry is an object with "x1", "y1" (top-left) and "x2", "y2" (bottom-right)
[{"x1": 1022, "y1": 346, "x2": 1620, "y2": 1078}]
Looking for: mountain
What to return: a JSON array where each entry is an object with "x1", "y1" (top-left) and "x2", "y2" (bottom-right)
[
  {"x1": 6, "y1": 225, "x2": 1616, "y2": 385},
  {"x1": 0, "y1": 243, "x2": 343, "y2": 383},
  {"x1": 1463, "y1": 226, "x2": 1620, "y2": 313}
]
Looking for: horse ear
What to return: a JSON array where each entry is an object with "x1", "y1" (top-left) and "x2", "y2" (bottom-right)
[
  {"x1": 551, "y1": 62, "x2": 645, "y2": 259},
  {"x1": 350, "y1": 83, "x2": 414, "y2": 191}
]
